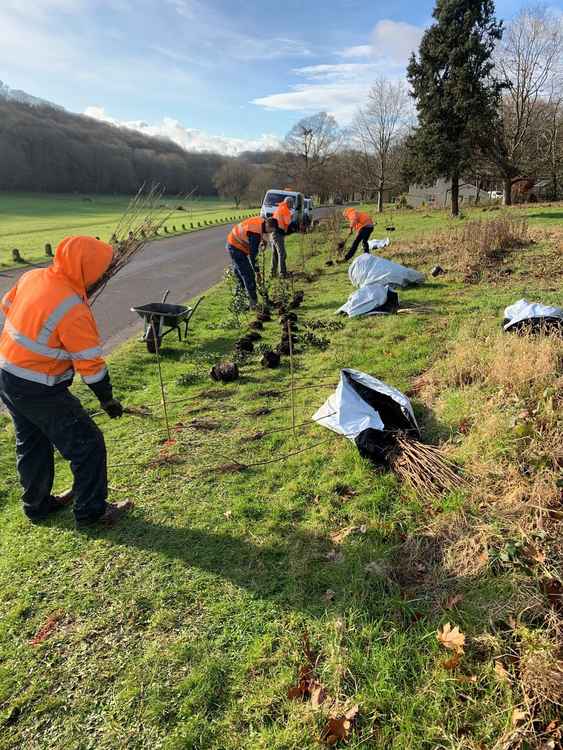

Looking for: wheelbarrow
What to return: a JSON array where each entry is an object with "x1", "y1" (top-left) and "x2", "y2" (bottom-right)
[{"x1": 131, "y1": 290, "x2": 204, "y2": 353}]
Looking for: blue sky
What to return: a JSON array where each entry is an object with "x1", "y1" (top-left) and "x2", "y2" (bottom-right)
[{"x1": 1, "y1": 0, "x2": 561, "y2": 153}]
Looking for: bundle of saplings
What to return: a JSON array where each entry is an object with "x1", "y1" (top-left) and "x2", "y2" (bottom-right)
[
  {"x1": 503, "y1": 299, "x2": 563, "y2": 335},
  {"x1": 313, "y1": 369, "x2": 467, "y2": 500}
]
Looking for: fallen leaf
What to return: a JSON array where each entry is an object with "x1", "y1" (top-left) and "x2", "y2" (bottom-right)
[
  {"x1": 345, "y1": 704, "x2": 359, "y2": 721},
  {"x1": 542, "y1": 579, "x2": 563, "y2": 610},
  {"x1": 437, "y1": 622, "x2": 466, "y2": 654},
  {"x1": 512, "y1": 708, "x2": 527, "y2": 726},
  {"x1": 287, "y1": 686, "x2": 303, "y2": 700},
  {"x1": 445, "y1": 594, "x2": 464, "y2": 609},
  {"x1": 330, "y1": 526, "x2": 356, "y2": 545},
  {"x1": 494, "y1": 661, "x2": 511, "y2": 683},
  {"x1": 322, "y1": 718, "x2": 352, "y2": 745},
  {"x1": 522, "y1": 543, "x2": 546, "y2": 564},
  {"x1": 224, "y1": 510, "x2": 232, "y2": 519},
  {"x1": 326, "y1": 549, "x2": 344, "y2": 564},
  {"x1": 311, "y1": 684, "x2": 327, "y2": 709},
  {"x1": 365, "y1": 561, "x2": 387, "y2": 577},
  {"x1": 442, "y1": 653, "x2": 461, "y2": 670},
  {"x1": 30, "y1": 611, "x2": 64, "y2": 646},
  {"x1": 456, "y1": 675, "x2": 478, "y2": 684}
]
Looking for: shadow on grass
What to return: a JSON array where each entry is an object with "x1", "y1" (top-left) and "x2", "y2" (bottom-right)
[
  {"x1": 525, "y1": 212, "x2": 563, "y2": 221},
  {"x1": 79, "y1": 518, "x2": 341, "y2": 614}
]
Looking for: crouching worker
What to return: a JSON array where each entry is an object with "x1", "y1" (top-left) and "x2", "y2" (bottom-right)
[
  {"x1": 0, "y1": 236, "x2": 132, "y2": 527},
  {"x1": 340, "y1": 208, "x2": 374, "y2": 261},
  {"x1": 226, "y1": 216, "x2": 277, "y2": 308},
  {"x1": 271, "y1": 197, "x2": 294, "y2": 278}
]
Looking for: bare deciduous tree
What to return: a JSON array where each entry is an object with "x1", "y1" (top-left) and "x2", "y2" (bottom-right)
[
  {"x1": 354, "y1": 78, "x2": 411, "y2": 212},
  {"x1": 282, "y1": 112, "x2": 342, "y2": 196},
  {"x1": 485, "y1": 5, "x2": 563, "y2": 204},
  {"x1": 213, "y1": 160, "x2": 253, "y2": 207}
]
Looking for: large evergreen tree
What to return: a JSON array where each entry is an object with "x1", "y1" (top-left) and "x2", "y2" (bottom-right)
[{"x1": 405, "y1": 0, "x2": 503, "y2": 216}]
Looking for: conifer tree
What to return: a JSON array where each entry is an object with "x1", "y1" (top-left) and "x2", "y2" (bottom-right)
[{"x1": 406, "y1": 0, "x2": 503, "y2": 216}]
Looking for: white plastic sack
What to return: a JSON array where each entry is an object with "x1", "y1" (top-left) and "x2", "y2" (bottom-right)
[
  {"x1": 504, "y1": 299, "x2": 563, "y2": 331},
  {"x1": 312, "y1": 368, "x2": 418, "y2": 441},
  {"x1": 349, "y1": 253, "x2": 425, "y2": 289},
  {"x1": 337, "y1": 283, "x2": 390, "y2": 318},
  {"x1": 368, "y1": 238, "x2": 390, "y2": 250}
]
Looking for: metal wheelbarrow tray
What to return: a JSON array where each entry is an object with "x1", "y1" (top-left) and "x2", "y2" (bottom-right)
[{"x1": 131, "y1": 292, "x2": 204, "y2": 353}]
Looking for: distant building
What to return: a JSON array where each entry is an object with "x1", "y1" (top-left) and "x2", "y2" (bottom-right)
[{"x1": 407, "y1": 178, "x2": 480, "y2": 208}]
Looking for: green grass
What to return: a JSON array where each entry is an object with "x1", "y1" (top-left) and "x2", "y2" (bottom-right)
[
  {"x1": 0, "y1": 193, "x2": 258, "y2": 267},
  {"x1": 0, "y1": 204, "x2": 561, "y2": 749}
]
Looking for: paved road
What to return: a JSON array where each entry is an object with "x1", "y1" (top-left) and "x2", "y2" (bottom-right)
[{"x1": 0, "y1": 208, "x2": 335, "y2": 353}]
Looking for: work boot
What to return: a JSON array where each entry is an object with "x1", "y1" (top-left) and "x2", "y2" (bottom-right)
[
  {"x1": 76, "y1": 500, "x2": 133, "y2": 529},
  {"x1": 51, "y1": 488, "x2": 75, "y2": 508},
  {"x1": 98, "y1": 500, "x2": 133, "y2": 527},
  {"x1": 26, "y1": 489, "x2": 75, "y2": 523}
]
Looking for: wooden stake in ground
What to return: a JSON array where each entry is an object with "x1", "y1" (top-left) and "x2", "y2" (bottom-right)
[
  {"x1": 151, "y1": 319, "x2": 172, "y2": 442},
  {"x1": 287, "y1": 319, "x2": 296, "y2": 437}
]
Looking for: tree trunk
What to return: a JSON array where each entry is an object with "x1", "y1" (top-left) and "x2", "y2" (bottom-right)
[
  {"x1": 450, "y1": 173, "x2": 460, "y2": 217},
  {"x1": 377, "y1": 182, "x2": 384, "y2": 213},
  {"x1": 502, "y1": 178, "x2": 512, "y2": 206}
]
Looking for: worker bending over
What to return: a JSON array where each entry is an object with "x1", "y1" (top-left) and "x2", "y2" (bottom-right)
[
  {"x1": 341, "y1": 208, "x2": 374, "y2": 260},
  {"x1": 227, "y1": 216, "x2": 277, "y2": 308},
  {"x1": 271, "y1": 197, "x2": 294, "y2": 278},
  {"x1": 0, "y1": 236, "x2": 132, "y2": 527}
]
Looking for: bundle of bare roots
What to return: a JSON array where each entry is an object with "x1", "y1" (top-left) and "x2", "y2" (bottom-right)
[
  {"x1": 88, "y1": 184, "x2": 194, "y2": 303},
  {"x1": 388, "y1": 433, "x2": 469, "y2": 502}
]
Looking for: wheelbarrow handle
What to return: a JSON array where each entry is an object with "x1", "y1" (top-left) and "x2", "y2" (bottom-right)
[{"x1": 161, "y1": 289, "x2": 170, "y2": 304}]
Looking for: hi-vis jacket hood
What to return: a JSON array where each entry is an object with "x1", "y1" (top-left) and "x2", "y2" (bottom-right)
[
  {"x1": 343, "y1": 208, "x2": 373, "y2": 233},
  {"x1": 0, "y1": 236, "x2": 111, "y2": 387},
  {"x1": 51, "y1": 236, "x2": 113, "y2": 297}
]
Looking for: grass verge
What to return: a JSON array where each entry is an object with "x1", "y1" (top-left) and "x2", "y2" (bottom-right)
[
  {"x1": 0, "y1": 204, "x2": 561, "y2": 749},
  {"x1": 0, "y1": 193, "x2": 258, "y2": 267}
]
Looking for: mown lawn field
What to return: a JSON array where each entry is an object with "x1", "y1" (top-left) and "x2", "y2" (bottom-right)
[
  {"x1": 0, "y1": 193, "x2": 258, "y2": 267},
  {"x1": 0, "y1": 203, "x2": 561, "y2": 749}
]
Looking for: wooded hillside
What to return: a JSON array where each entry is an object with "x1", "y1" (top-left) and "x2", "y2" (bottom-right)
[{"x1": 0, "y1": 100, "x2": 226, "y2": 195}]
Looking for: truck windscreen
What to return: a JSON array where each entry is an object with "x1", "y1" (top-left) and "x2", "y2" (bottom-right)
[{"x1": 264, "y1": 192, "x2": 288, "y2": 206}]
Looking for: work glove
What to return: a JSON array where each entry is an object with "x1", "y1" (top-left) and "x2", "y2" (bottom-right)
[{"x1": 101, "y1": 399, "x2": 123, "y2": 419}]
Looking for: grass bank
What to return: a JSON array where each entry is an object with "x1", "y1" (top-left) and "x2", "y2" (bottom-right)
[
  {"x1": 0, "y1": 204, "x2": 561, "y2": 749},
  {"x1": 0, "y1": 193, "x2": 258, "y2": 267}
]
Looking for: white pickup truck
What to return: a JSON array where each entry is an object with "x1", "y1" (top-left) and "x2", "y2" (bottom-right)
[{"x1": 260, "y1": 189, "x2": 305, "y2": 230}]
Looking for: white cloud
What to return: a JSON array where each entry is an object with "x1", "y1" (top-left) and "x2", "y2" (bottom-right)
[
  {"x1": 84, "y1": 106, "x2": 281, "y2": 156},
  {"x1": 339, "y1": 45, "x2": 373, "y2": 59},
  {"x1": 253, "y1": 82, "x2": 372, "y2": 125},
  {"x1": 167, "y1": 0, "x2": 312, "y2": 61},
  {"x1": 371, "y1": 20, "x2": 424, "y2": 64},
  {"x1": 254, "y1": 18, "x2": 425, "y2": 123}
]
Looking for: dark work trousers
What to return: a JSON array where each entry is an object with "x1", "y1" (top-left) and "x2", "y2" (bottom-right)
[
  {"x1": 0, "y1": 370, "x2": 108, "y2": 524},
  {"x1": 227, "y1": 244, "x2": 258, "y2": 305},
  {"x1": 270, "y1": 229, "x2": 288, "y2": 277},
  {"x1": 344, "y1": 225, "x2": 374, "y2": 261}
]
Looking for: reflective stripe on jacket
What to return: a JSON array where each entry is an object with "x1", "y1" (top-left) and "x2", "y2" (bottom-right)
[
  {"x1": 0, "y1": 236, "x2": 113, "y2": 387},
  {"x1": 273, "y1": 202, "x2": 293, "y2": 232},
  {"x1": 227, "y1": 217, "x2": 264, "y2": 255},
  {"x1": 343, "y1": 209, "x2": 373, "y2": 233}
]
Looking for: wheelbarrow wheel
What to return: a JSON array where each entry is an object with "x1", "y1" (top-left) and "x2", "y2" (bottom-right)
[{"x1": 146, "y1": 327, "x2": 162, "y2": 354}]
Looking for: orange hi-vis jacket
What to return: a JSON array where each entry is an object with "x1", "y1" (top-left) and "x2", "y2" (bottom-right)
[
  {"x1": 273, "y1": 201, "x2": 293, "y2": 232},
  {"x1": 0, "y1": 236, "x2": 113, "y2": 387},
  {"x1": 343, "y1": 208, "x2": 373, "y2": 233},
  {"x1": 227, "y1": 217, "x2": 265, "y2": 255}
]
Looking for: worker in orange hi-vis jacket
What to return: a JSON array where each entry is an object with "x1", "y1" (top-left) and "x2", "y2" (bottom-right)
[
  {"x1": 271, "y1": 196, "x2": 294, "y2": 277},
  {"x1": 340, "y1": 208, "x2": 375, "y2": 261},
  {"x1": 0, "y1": 236, "x2": 133, "y2": 527},
  {"x1": 226, "y1": 216, "x2": 277, "y2": 308}
]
